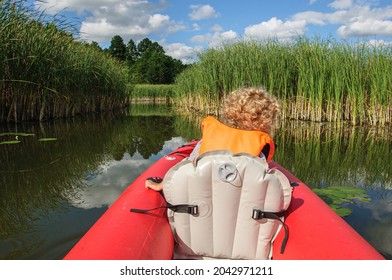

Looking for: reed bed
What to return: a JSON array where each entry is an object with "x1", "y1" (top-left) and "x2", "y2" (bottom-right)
[
  {"x1": 130, "y1": 84, "x2": 175, "y2": 103},
  {"x1": 174, "y1": 37, "x2": 392, "y2": 126},
  {"x1": 1, "y1": 0, "x2": 130, "y2": 122}
]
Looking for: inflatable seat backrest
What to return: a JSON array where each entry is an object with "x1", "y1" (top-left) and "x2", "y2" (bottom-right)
[{"x1": 162, "y1": 150, "x2": 292, "y2": 260}]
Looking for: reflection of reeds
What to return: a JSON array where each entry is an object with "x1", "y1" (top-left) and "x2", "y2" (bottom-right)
[
  {"x1": 274, "y1": 120, "x2": 392, "y2": 190},
  {"x1": 174, "y1": 37, "x2": 391, "y2": 126},
  {"x1": 1, "y1": 1, "x2": 130, "y2": 122},
  {"x1": 0, "y1": 109, "x2": 194, "y2": 249}
]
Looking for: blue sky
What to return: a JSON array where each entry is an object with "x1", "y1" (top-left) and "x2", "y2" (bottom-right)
[{"x1": 32, "y1": 0, "x2": 392, "y2": 63}]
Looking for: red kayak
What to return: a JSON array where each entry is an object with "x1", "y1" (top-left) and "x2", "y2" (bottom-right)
[{"x1": 64, "y1": 140, "x2": 384, "y2": 260}]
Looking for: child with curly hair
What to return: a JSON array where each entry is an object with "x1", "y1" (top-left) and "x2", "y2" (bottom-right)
[{"x1": 145, "y1": 86, "x2": 282, "y2": 191}]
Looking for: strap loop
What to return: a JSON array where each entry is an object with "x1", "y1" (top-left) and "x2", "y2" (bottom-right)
[{"x1": 252, "y1": 209, "x2": 289, "y2": 254}]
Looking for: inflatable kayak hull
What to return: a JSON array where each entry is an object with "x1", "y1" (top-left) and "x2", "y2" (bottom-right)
[{"x1": 64, "y1": 140, "x2": 384, "y2": 260}]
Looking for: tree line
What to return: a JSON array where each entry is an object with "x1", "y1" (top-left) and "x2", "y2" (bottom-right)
[{"x1": 90, "y1": 36, "x2": 189, "y2": 85}]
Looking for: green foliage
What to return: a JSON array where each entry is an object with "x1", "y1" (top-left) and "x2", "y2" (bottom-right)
[
  {"x1": 313, "y1": 185, "x2": 371, "y2": 217},
  {"x1": 174, "y1": 37, "x2": 392, "y2": 126},
  {"x1": 108, "y1": 36, "x2": 187, "y2": 84},
  {"x1": 0, "y1": 140, "x2": 21, "y2": 145},
  {"x1": 0, "y1": 0, "x2": 130, "y2": 122},
  {"x1": 38, "y1": 138, "x2": 58, "y2": 141},
  {"x1": 126, "y1": 39, "x2": 138, "y2": 63},
  {"x1": 108, "y1": 35, "x2": 127, "y2": 61},
  {"x1": 131, "y1": 84, "x2": 175, "y2": 99}
]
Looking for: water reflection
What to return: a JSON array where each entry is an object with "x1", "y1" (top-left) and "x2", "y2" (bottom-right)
[
  {"x1": 72, "y1": 138, "x2": 186, "y2": 209},
  {"x1": 0, "y1": 106, "x2": 391, "y2": 259},
  {"x1": 273, "y1": 120, "x2": 392, "y2": 258},
  {"x1": 0, "y1": 110, "x2": 198, "y2": 259}
]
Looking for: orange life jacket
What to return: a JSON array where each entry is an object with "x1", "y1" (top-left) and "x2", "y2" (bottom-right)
[{"x1": 199, "y1": 116, "x2": 275, "y2": 162}]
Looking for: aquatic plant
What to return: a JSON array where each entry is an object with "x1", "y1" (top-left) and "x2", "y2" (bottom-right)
[
  {"x1": 174, "y1": 37, "x2": 392, "y2": 126},
  {"x1": 0, "y1": 0, "x2": 130, "y2": 122},
  {"x1": 313, "y1": 185, "x2": 371, "y2": 217}
]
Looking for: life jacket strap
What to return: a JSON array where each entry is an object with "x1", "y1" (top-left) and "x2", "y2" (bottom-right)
[{"x1": 252, "y1": 209, "x2": 289, "y2": 254}]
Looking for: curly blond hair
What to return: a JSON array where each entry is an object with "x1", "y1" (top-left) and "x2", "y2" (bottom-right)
[{"x1": 219, "y1": 87, "x2": 281, "y2": 136}]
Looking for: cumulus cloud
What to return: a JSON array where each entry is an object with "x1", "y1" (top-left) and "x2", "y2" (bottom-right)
[
  {"x1": 163, "y1": 42, "x2": 196, "y2": 64},
  {"x1": 338, "y1": 18, "x2": 392, "y2": 39},
  {"x1": 244, "y1": 17, "x2": 307, "y2": 40},
  {"x1": 189, "y1": 4, "x2": 220, "y2": 21},
  {"x1": 191, "y1": 30, "x2": 238, "y2": 47},
  {"x1": 292, "y1": 0, "x2": 392, "y2": 39},
  {"x1": 36, "y1": 0, "x2": 185, "y2": 43}
]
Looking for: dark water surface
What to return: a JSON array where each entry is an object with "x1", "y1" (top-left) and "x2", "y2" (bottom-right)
[{"x1": 0, "y1": 104, "x2": 391, "y2": 259}]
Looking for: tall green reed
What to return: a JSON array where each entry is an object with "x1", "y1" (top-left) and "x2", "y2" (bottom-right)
[
  {"x1": 174, "y1": 37, "x2": 391, "y2": 126},
  {"x1": 1, "y1": 0, "x2": 130, "y2": 122}
]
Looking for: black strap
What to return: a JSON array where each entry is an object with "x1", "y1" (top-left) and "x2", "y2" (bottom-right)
[
  {"x1": 131, "y1": 204, "x2": 287, "y2": 254},
  {"x1": 146, "y1": 177, "x2": 163, "y2": 183},
  {"x1": 130, "y1": 203, "x2": 198, "y2": 215},
  {"x1": 252, "y1": 209, "x2": 289, "y2": 254}
]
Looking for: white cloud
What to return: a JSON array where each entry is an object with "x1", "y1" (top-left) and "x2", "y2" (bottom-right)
[
  {"x1": 293, "y1": 11, "x2": 329, "y2": 26},
  {"x1": 338, "y1": 18, "x2": 392, "y2": 39},
  {"x1": 35, "y1": 0, "x2": 121, "y2": 15},
  {"x1": 293, "y1": 1, "x2": 392, "y2": 39},
  {"x1": 163, "y1": 42, "x2": 196, "y2": 64},
  {"x1": 211, "y1": 24, "x2": 223, "y2": 32},
  {"x1": 329, "y1": 0, "x2": 353, "y2": 10},
  {"x1": 189, "y1": 4, "x2": 220, "y2": 21},
  {"x1": 37, "y1": 0, "x2": 185, "y2": 44},
  {"x1": 191, "y1": 30, "x2": 238, "y2": 47},
  {"x1": 244, "y1": 17, "x2": 307, "y2": 40},
  {"x1": 192, "y1": 23, "x2": 201, "y2": 31}
]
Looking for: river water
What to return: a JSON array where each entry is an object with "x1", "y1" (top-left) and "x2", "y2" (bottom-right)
[{"x1": 0, "y1": 104, "x2": 391, "y2": 259}]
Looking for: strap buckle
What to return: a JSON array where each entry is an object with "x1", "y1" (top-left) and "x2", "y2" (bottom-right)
[
  {"x1": 171, "y1": 204, "x2": 198, "y2": 215},
  {"x1": 252, "y1": 209, "x2": 265, "y2": 220}
]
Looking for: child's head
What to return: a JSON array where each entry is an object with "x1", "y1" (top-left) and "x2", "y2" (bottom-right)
[{"x1": 219, "y1": 87, "x2": 281, "y2": 136}]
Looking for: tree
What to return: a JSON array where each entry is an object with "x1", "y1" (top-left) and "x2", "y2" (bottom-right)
[
  {"x1": 126, "y1": 39, "x2": 138, "y2": 64},
  {"x1": 108, "y1": 36, "x2": 188, "y2": 84},
  {"x1": 108, "y1": 35, "x2": 126, "y2": 61},
  {"x1": 90, "y1": 41, "x2": 102, "y2": 52},
  {"x1": 137, "y1": 38, "x2": 153, "y2": 55}
]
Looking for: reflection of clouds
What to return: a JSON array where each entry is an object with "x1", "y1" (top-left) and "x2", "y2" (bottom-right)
[
  {"x1": 349, "y1": 189, "x2": 392, "y2": 258},
  {"x1": 365, "y1": 190, "x2": 392, "y2": 221},
  {"x1": 161, "y1": 137, "x2": 187, "y2": 154},
  {"x1": 69, "y1": 137, "x2": 187, "y2": 209},
  {"x1": 71, "y1": 152, "x2": 152, "y2": 209}
]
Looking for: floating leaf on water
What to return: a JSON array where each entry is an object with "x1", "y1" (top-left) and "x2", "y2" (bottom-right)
[
  {"x1": 313, "y1": 185, "x2": 371, "y2": 217},
  {"x1": 38, "y1": 138, "x2": 58, "y2": 142},
  {"x1": 332, "y1": 206, "x2": 353, "y2": 217},
  {"x1": 0, "y1": 140, "x2": 21, "y2": 145},
  {"x1": 0, "y1": 132, "x2": 35, "y2": 137}
]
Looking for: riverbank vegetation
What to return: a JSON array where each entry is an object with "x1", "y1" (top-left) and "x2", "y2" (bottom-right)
[
  {"x1": 2, "y1": 1, "x2": 391, "y2": 127},
  {"x1": 174, "y1": 38, "x2": 391, "y2": 126},
  {"x1": 130, "y1": 84, "x2": 175, "y2": 103},
  {"x1": 1, "y1": 0, "x2": 131, "y2": 122}
]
